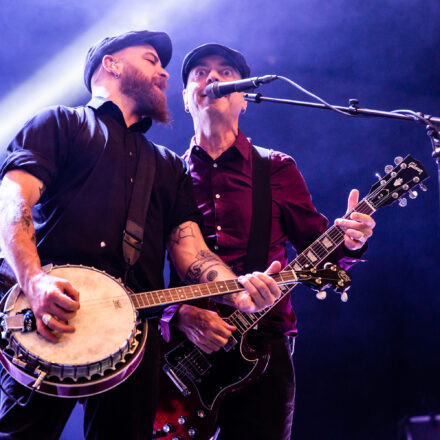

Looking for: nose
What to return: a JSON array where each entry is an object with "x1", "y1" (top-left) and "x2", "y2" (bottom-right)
[
  {"x1": 206, "y1": 70, "x2": 220, "y2": 85},
  {"x1": 159, "y1": 65, "x2": 169, "y2": 80}
]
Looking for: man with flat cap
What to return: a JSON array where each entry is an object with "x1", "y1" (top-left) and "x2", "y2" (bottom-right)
[
  {"x1": 160, "y1": 43, "x2": 376, "y2": 439},
  {"x1": 0, "y1": 32, "x2": 281, "y2": 439}
]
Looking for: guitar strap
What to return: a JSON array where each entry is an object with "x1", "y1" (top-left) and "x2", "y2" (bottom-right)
[
  {"x1": 244, "y1": 146, "x2": 272, "y2": 274},
  {"x1": 122, "y1": 139, "x2": 157, "y2": 283}
]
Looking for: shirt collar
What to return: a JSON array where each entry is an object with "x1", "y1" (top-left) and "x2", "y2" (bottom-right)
[
  {"x1": 86, "y1": 96, "x2": 153, "y2": 133},
  {"x1": 188, "y1": 129, "x2": 252, "y2": 160}
]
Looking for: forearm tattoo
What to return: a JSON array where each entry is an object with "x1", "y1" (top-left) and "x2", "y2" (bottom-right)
[
  {"x1": 184, "y1": 250, "x2": 225, "y2": 285},
  {"x1": 8, "y1": 201, "x2": 36, "y2": 244},
  {"x1": 14, "y1": 202, "x2": 33, "y2": 231},
  {"x1": 168, "y1": 224, "x2": 196, "y2": 248}
]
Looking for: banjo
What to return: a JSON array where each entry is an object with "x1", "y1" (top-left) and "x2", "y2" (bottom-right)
[{"x1": 0, "y1": 263, "x2": 348, "y2": 398}]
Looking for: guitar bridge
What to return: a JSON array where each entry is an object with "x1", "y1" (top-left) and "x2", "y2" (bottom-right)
[{"x1": 163, "y1": 365, "x2": 191, "y2": 397}]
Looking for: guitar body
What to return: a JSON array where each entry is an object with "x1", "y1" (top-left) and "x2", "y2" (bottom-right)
[
  {"x1": 154, "y1": 330, "x2": 270, "y2": 439},
  {"x1": 153, "y1": 154, "x2": 430, "y2": 439}
]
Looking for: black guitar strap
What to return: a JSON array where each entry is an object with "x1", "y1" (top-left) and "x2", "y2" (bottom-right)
[
  {"x1": 244, "y1": 146, "x2": 272, "y2": 274},
  {"x1": 122, "y1": 139, "x2": 157, "y2": 283}
]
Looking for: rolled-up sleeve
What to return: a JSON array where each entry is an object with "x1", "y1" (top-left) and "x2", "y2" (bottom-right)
[{"x1": 0, "y1": 106, "x2": 72, "y2": 188}]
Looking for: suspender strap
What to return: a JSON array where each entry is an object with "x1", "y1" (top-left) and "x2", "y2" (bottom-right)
[
  {"x1": 244, "y1": 146, "x2": 272, "y2": 273},
  {"x1": 123, "y1": 140, "x2": 157, "y2": 269}
]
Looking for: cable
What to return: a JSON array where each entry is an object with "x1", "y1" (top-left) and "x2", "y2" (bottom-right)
[{"x1": 276, "y1": 75, "x2": 355, "y2": 117}]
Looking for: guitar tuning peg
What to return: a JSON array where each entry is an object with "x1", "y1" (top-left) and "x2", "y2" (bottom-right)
[
  {"x1": 340, "y1": 292, "x2": 349, "y2": 302},
  {"x1": 394, "y1": 156, "x2": 403, "y2": 165},
  {"x1": 384, "y1": 165, "x2": 394, "y2": 173},
  {"x1": 409, "y1": 190, "x2": 418, "y2": 199},
  {"x1": 375, "y1": 172, "x2": 382, "y2": 181},
  {"x1": 398, "y1": 198, "x2": 407, "y2": 207},
  {"x1": 315, "y1": 291, "x2": 327, "y2": 300},
  {"x1": 323, "y1": 262, "x2": 337, "y2": 271},
  {"x1": 419, "y1": 183, "x2": 427, "y2": 192}
]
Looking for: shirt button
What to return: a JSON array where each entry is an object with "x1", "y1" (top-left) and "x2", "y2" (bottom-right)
[
  {"x1": 214, "y1": 245, "x2": 219, "y2": 250},
  {"x1": 100, "y1": 241, "x2": 106, "y2": 248},
  {"x1": 130, "y1": 177, "x2": 134, "y2": 183},
  {"x1": 213, "y1": 163, "x2": 218, "y2": 168},
  {"x1": 217, "y1": 225, "x2": 222, "y2": 231},
  {"x1": 215, "y1": 194, "x2": 220, "y2": 199}
]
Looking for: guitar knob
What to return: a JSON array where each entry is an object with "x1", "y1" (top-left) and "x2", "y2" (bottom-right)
[
  {"x1": 177, "y1": 416, "x2": 188, "y2": 425},
  {"x1": 315, "y1": 291, "x2": 327, "y2": 300},
  {"x1": 196, "y1": 409, "x2": 206, "y2": 419},
  {"x1": 394, "y1": 156, "x2": 403, "y2": 165},
  {"x1": 384, "y1": 165, "x2": 394, "y2": 173},
  {"x1": 340, "y1": 292, "x2": 349, "y2": 302},
  {"x1": 398, "y1": 198, "x2": 407, "y2": 207},
  {"x1": 409, "y1": 190, "x2": 418, "y2": 199},
  {"x1": 188, "y1": 427, "x2": 198, "y2": 438},
  {"x1": 163, "y1": 423, "x2": 176, "y2": 434}
]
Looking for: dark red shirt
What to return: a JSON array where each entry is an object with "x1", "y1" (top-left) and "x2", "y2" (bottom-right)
[{"x1": 161, "y1": 130, "x2": 363, "y2": 338}]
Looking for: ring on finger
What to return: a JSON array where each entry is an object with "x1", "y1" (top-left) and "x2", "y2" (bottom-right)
[{"x1": 41, "y1": 313, "x2": 53, "y2": 327}]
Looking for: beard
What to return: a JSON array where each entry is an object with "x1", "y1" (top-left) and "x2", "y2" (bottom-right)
[{"x1": 119, "y1": 62, "x2": 171, "y2": 125}]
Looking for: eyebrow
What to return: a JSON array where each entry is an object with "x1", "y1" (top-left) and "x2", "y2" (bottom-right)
[
  {"x1": 193, "y1": 60, "x2": 236, "y2": 69},
  {"x1": 142, "y1": 51, "x2": 159, "y2": 63}
]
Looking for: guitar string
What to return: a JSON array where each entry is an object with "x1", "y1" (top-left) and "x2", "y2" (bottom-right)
[
  {"x1": 172, "y1": 347, "x2": 209, "y2": 379},
  {"x1": 172, "y1": 347, "x2": 211, "y2": 379},
  {"x1": 155, "y1": 167, "x2": 418, "y2": 379},
  {"x1": 219, "y1": 165, "x2": 417, "y2": 332}
]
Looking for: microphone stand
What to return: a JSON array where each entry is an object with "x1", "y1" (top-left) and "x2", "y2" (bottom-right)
[{"x1": 244, "y1": 93, "x2": 440, "y2": 207}]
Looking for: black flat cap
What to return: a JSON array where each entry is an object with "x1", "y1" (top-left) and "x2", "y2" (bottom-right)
[
  {"x1": 181, "y1": 43, "x2": 250, "y2": 87},
  {"x1": 84, "y1": 30, "x2": 172, "y2": 93}
]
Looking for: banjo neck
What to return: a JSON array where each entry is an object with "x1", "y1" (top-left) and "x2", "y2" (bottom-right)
[{"x1": 130, "y1": 270, "x2": 300, "y2": 311}]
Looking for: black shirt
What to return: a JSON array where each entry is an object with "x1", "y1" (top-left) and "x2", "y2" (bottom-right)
[{"x1": 0, "y1": 97, "x2": 201, "y2": 293}]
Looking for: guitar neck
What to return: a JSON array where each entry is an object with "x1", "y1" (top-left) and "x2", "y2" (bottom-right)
[
  {"x1": 225, "y1": 197, "x2": 376, "y2": 332},
  {"x1": 130, "y1": 270, "x2": 299, "y2": 311}
]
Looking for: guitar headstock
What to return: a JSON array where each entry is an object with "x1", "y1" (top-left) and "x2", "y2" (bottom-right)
[
  {"x1": 367, "y1": 155, "x2": 429, "y2": 209},
  {"x1": 293, "y1": 263, "x2": 352, "y2": 302}
]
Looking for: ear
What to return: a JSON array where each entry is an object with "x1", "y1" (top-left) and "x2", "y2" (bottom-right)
[
  {"x1": 241, "y1": 100, "x2": 248, "y2": 114},
  {"x1": 102, "y1": 55, "x2": 118, "y2": 75},
  {"x1": 182, "y1": 88, "x2": 190, "y2": 112}
]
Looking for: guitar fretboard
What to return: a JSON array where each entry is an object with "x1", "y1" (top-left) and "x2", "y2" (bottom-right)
[{"x1": 225, "y1": 198, "x2": 376, "y2": 334}]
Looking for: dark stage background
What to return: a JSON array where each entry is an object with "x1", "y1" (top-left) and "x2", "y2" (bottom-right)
[{"x1": 0, "y1": 1, "x2": 438, "y2": 439}]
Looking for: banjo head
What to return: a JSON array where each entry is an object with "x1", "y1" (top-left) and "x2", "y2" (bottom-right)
[{"x1": 7, "y1": 265, "x2": 139, "y2": 381}]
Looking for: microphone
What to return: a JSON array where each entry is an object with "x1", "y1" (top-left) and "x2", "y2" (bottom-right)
[{"x1": 204, "y1": 75, "x2": 278, "y2": 98}]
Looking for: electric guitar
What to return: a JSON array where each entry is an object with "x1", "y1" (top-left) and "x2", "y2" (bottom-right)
[{"x1": 153, "y1": 155, "x2": 429, "y2": 440}]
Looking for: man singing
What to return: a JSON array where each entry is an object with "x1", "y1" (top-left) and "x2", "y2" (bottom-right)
[
  {"x1": 0, "y1": 33, "x2": 280, "y2": 440},
  {"x1": 161, "y1": 43, "x2": 376, "y2": 440}
]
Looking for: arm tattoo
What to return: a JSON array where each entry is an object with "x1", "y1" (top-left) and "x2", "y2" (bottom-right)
[
  {"x1": 8, "y1": 201, "x2": 36, "y2": 244},
  {"x1": 14, "y1": 202, "x2": 33, "y2": 232},
  {"x1": 168, "y1": 224, "x2": 196, "y2": 248},
  {"x1": 184, "y1": 250, "x2": 225, "y2": 285}
]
